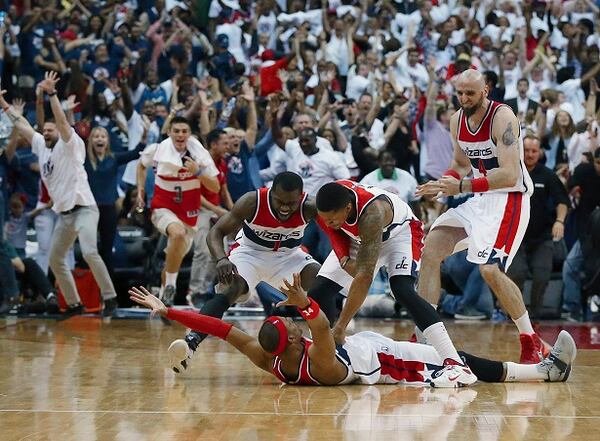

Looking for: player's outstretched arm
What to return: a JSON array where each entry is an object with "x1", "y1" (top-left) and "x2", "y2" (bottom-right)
[
  {"x1": 278, "y1": 274, "x2": 345, "y2": 375},
  {"x1": 462, "y1": 107, "x2": 520, "y2": 193},
  {"x1": 334, "y1": 203, "x2": 384, "y2": 341},
  {"x1": 129, "y1": 286, "x2": 274, "y2": 373}
]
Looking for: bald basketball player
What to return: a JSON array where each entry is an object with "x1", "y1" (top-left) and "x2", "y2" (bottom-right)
[
  {"x1": 129, "y1": 278, "x2": 576, "y2": 387},
  {"x1": 416, "y1": 69, "x2": 546, "y2": 364}
]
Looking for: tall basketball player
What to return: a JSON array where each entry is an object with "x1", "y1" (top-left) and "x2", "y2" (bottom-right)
[{"x1": 416, "y1": 69, "x2": 548, "y2": 364}]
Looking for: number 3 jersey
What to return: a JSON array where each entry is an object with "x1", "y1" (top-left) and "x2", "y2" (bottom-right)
[{"x1": 140, "y1": 138, "x2": 219, "y2": 227}]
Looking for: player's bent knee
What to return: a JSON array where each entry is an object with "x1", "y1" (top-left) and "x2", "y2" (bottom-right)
[{"x1": 167, "y1": 224, "x2": 187, "y2": 242}]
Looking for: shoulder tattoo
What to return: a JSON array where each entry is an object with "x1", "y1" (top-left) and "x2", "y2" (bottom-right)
[{"x1": 502, "y1": 122, "x2": 516, "y2": 148}]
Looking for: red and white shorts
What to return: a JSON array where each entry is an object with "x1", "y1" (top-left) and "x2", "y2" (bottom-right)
[
  {"x1": 430, "y1": 192, "x2": 530, "y2": 271},
  {"x1": 344, "y1": 331, "x2": 444, "y2": 385},
  {"x1": 318, "y1": 220, "x2": 423, "y2": 295}
]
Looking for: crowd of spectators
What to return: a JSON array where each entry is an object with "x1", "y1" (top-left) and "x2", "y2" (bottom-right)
[{"x1": 0, "y1": 0, "x2": 599, "y2": 321}]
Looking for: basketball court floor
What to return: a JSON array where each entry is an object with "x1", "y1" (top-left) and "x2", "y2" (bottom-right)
[{"x1": 1, "y1": 316, "x2": 599, "y2": 440}]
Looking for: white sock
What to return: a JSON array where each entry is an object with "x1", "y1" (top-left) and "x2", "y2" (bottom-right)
[
  {"x1": 414, "y1": 326, "x2": 427, "y2": 344},
  {"x1": 422, "y1": 322, "x2": 462, "y2": 364},
  {"x1": 504, "y1": 362, "x2": 544, "y2": 382},
  {"x1": 165, "y1": 272, "x2": 178, "y2": 287},
  {"x1": 513, "y1": 311, "x2": 535, "y2": 335}
]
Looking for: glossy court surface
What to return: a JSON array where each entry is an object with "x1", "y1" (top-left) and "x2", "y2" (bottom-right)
[{"x1": 1, "y1": 316, "x2": 599, "y2": 441}]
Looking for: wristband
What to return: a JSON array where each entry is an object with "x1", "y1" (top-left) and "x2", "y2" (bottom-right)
[
  {"x1": 297, "y1": 297, "x2": 320, "y2": 321},
  {"x1": 47, "y1": 91, "x2": 57, "y2": 97},
  {"x1": 216, "y1": 256, "x2": 228, "y2": 263},
  {"x1": 471, "y1": 177, "x2": 490, "y2": 193},
  {"x1": 443, "y1": 169, "x2": 460, "y2": 180},
  {"x1": 555, "y1": 219, "x2": 564, "y2": 224},
  {"x1": 459, "y1": 177, "x2": 465, "y2": 193}
]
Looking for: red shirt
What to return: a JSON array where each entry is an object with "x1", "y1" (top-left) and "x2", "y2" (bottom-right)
[
  {"x1": 201, "y1": 158, "x2": 226, "y2": 206},
  {"x1": 259, "y1": 57, "x2": 289, "y2": 97}
]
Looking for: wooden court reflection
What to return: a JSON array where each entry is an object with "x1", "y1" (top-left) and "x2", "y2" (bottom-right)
[{"x1": 0, "y1": 317, "x2": 599, "y2": 440}]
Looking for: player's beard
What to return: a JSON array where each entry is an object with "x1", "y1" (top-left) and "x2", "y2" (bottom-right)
[{"x1": 462, "y1": 96, "x2": 484, "y2": 116}]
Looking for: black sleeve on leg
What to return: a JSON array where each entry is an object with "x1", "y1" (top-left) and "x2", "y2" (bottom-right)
[
  {"x1": 307, "y1": 275, "x2": 343, "y2": 327},
  {"x1": 389, "y1": 275, "x2": 440, "y2": 331},
  {"x1": 458, "y1": 351, "x2": 505, "y2": 382}
]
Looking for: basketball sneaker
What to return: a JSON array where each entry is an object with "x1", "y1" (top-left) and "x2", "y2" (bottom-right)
[
  {"x1": 168, "y1": 332, "x2": 203, "y2": 374},
  {"x1": 431, "y1": 358, "x2": 478, "y2": 388},
  {"x1": 162, "y1": 285, "x2": 176, "y2": 307},
  {"x1": 537, "y1": 330, "x2": 577, "y2": 382},
  {"x1": 519, "y1": 333, "x2": 552, "y2": 364}
]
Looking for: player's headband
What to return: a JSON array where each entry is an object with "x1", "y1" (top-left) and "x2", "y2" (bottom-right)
[{"x1": 265, "y1": 316, "x2": 289, "y2": 355}]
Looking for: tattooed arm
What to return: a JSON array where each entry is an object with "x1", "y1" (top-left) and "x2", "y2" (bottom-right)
[
  {"x1": 332, "y1": 201, "x2": 385, "y2": 342},
  {"x1": 461, "y1": 106, "x2": 521, "y2": 192}
]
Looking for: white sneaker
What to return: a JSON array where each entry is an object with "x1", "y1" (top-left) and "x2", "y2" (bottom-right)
[
  {"x1": 168, "y1": 339, "x2": 193, "y2": 374},
  {"x1": 538, "y1": 330, "x2": 577, "y2": 382},
  {"x1": 431, "y1": 359, "x2": 478, "y2": 388}
]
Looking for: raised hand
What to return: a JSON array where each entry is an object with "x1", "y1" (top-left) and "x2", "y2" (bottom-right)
[
  {"x1": 277, "y1": 273, "x2": 309, "y2": 308},
  {"x1": 11, "y1": 98, "x2": 25, "y2": 116},
  {"x1": 39, "y1": 71, "x2": 60, "y2": 95},
  {"x1": 128, "y1": 286, "x2": 168, "y2": 317},
  {"x1": 65, "y1": 95, "x2": 80, "y2": 112},
  {"x1": 240, "y1": 81, "x2": 255, "y2": 102}
]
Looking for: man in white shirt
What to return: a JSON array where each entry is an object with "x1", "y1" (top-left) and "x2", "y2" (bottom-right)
[
  {"x1": 1, "y1": 71, "x2": 118, "y2": 318},
  {"x1": 136, "y1": 117, "x2": 220, "y2": 305},
  {"x1": 360, "y1": 150, "x2": 420, "y2": 206},
  {"x1": 271, "y1": 96, "x2": 350, "y2": 261}
]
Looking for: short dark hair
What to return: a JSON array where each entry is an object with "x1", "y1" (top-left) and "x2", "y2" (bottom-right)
[
  {"x1": 170, "y1": 116, "x2": 191, "y2": 129},
  {"x1": 316, "y1": 182, "x2": 352, "y2": 212},
  {"x1": 258, "y1": 321, "x2": 282, "y2": 353},
  {"x1": 272, "y1": 172, "x2": 303, "y2": 193},
  {"x1": 483, "y1": 70, "x2": 498, "y2": 87},
  {"x1": 206, "y1": 129, "x2": 226, "y2": 148},
  {"x1": 378, "y1": 149, "x2": 395, "y2": 161},
  {"x1": 518, "y1": 78, "x2": 529, "y2": 86}
]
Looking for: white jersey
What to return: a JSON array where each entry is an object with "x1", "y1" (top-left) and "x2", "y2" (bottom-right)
[
  {"x1": 31, "y1": 130, "x2": 96, "y2": 213},
  {"x1": 456, "y1": 100, "x2": 533, "y2": 195}
]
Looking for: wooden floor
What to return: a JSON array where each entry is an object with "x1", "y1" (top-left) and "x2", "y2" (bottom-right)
[{"x1": 1, "y1": 316, "x2": 600, "y2": 441}]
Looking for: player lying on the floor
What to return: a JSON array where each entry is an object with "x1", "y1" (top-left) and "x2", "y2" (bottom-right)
[{"x1": 129, "y1": 275, "x2": 576, "y2": 387}]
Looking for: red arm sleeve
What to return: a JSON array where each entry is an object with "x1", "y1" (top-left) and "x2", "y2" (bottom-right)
[
  {"x1": 317, "y1": 216, "x2": 351, "y2": 260},
  {"x1": 166, "y1": 309, "x2": 233, "y2": 340}
]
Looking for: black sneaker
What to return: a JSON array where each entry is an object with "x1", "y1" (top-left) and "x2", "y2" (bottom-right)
[
  {"x1": 102, "y1": 298, "x2": 118, "y2": 317},
  {"x1": 58, "y1": 303, "x2": 85, "y2": 321},
  {"x1": 162, "y1": 285, "x2": 176, "y2": 307}
]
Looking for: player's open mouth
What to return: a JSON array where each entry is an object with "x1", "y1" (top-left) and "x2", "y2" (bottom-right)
[{"x1": 279, "y1": 209, "x2": 290, "y2": 216}]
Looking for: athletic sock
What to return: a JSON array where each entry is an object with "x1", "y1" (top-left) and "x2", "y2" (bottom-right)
[
  {"x1": 189, "y1": 294, "x2": 232, "y2": 345},
  {"x1": 423, "y1": 322, "x2": 462, "y2": 364},
  {"x1": 414, "y1": 326, "x2": 427, "y2": 344},
  {"x1": 504, "y1": 362, "x2": 545, "y2": 382},
  {"x1": 165, "y1": 271, "x2": 178, "y2": 287},
  {"x1": 513, "y1": 311, "x2": 535, "y2": 335}
]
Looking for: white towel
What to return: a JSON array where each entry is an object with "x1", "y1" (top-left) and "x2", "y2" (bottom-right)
[{"x1": 151, "y1": 136, "x2": 219, "y2": 178}]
